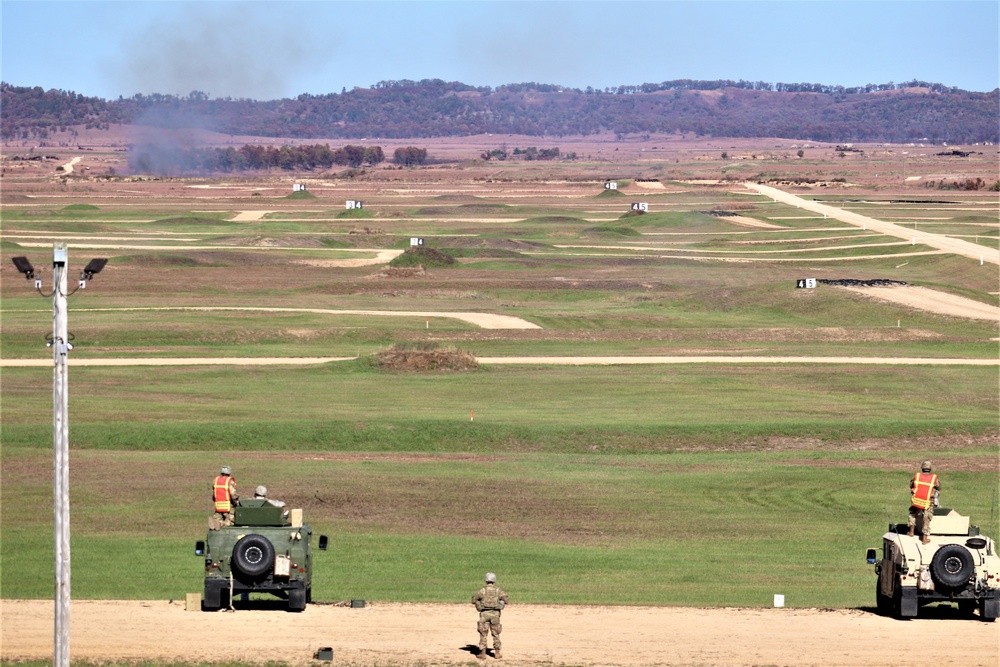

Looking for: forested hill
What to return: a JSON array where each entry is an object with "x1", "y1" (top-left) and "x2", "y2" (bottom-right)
[{"x1": 2, "y1": 79, "x2": 998, "y2": 144}]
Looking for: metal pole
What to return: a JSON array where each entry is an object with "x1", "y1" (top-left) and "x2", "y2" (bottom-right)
[{"x1": 52, "y1": 242, "x2": 71, "y2": 667}]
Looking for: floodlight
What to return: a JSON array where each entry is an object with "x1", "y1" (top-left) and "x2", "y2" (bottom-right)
[
  {"x1": 82, "y1": 258, "x2": 108, "y2": 280},
  {"x1": 12, "y1": 256, "x2": 36, "y2": 279}
]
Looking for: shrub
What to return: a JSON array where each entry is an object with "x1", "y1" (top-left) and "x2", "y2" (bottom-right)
[
  {"x1": 371, "y1": 343, "x2": 479, "y2": 372},
  {"x1": 388, "y1": 246, "x2": 455, "y2": 268}
]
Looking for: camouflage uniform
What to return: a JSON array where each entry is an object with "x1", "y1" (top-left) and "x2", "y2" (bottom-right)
[
  {"x1": 907, "y1": 462, "x2": 940, "y2": 543},
  {"x1": 472, "y1": 579, "x2": 508, "y2": 659},
  {"x1": 212, "y1": 471, "x2": 239, "y2": 527}
]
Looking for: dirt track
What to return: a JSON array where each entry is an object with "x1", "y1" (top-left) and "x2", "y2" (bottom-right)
[
  {"x1": 2, "y1": 599, "x2": 998, "y2": 666},
  {"x1": 73, "y1": 306, "x2": 542, "y2": 330},
  {"x1": 745, "y1": 183, "x2": 1000, "y2": 266},
  {"x1": 839, "y1": 285, "x2": 1000, "y2": 321}
]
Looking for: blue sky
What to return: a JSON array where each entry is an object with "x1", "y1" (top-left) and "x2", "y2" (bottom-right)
[{"x1": 2, "y1": 1, "x2": 997, "y2": 100}]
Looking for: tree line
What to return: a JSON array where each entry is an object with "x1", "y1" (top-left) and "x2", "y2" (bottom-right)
[
  {"x1": 481, "y1": 146, "x2": 568, "y2": 161},
  {"x1": 127, "y1": 142, "x2": 429, "y2": 175},
  {"x1": 3, "y1": 79, "x2": 997, "y2": 144}
]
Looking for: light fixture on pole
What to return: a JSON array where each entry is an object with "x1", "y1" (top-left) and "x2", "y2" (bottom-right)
[{"x1": 10, "y1": 245, "x2": 108, "y2": 667}]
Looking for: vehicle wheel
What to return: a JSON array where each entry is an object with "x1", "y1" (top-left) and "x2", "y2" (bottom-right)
[
  {"x1": 981, "y1": 594, "x2": 1000, "y2": 621},
  {"x1": 289, "y1": 587, "x2": 306, "y2": 612},
  {"x1": 306, "y1": 587, "x2": 312, "y2": 603},
  {"x1": 891, "y1": 580, "x2": 903, "y2": 619},
  {"x1": 232, "y1": 534, "x2": 275, "y2": 578},
  {"x1": 202, "y1": 590, "x2": 220, "y2": 612},
  {"x1": 875, "y1": 580, "x2": 891, "y2": 616},
  {"x1": 930, "y1": 544, "x2": 975, "y2": 589},
  {"x1": 203, "y1": 583, "x2": 227, "y2": 611}
]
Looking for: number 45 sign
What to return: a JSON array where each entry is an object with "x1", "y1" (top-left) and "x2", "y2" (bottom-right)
[{"x1": 796, "y1": 278, "x2": 817, "y2": 289}]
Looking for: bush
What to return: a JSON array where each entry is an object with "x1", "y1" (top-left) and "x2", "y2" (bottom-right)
[
  {"x1": 388, "y1": 246, "x2": 455, "y2": 268},
  {"x1": 371, "y1": 343, "x2": 479, "y2": 372}
]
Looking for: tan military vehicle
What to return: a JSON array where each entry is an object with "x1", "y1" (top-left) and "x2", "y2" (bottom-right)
[{"x1": 866, "y1": 508, "x2": 999, "y2": 620}]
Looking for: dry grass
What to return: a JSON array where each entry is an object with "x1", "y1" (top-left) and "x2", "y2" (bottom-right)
[{"x1": 373, "y1": 344, "x2": 479, "y2": 371}]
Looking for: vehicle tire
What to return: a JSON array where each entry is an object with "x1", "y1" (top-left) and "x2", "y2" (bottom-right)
[
  {"x1": 306, "y1": 587, "x2": 312, "y2": 603},
  {"x1": 930, "y1": 544, "x2": 975, "y2": 589},
  {"x1": 289, "y1": 587, "x2": 306, "y2": 612},
  {"x1": 875, "y1": 580, "x2": 891, "y2": 616},
  {"x1": 232, "y1": 534, "x2": 275, "y2": 578},
  {"x1": 981, "y1": 593, "x2": 1000, "y2": 621},
  {"x1": 891, "y1": 579, "x2": 903, "y2": 619},
  {"x1": 957, "y1": 600, "x2": 976, "y2": 616},
  {"x1": 202, "y1": 589, "x2": 220, "y2": 612}
]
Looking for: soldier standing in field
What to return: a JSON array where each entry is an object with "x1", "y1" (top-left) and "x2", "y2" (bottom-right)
[
  {"x1": 472, "y1": 572, "x2": 508, "y2": 660},
  {"x1": 211, "y1": 465, "x2": 239, "y2": 528},
  {"x1": 908, "y1": 460, "x2": 940, "y2": 544}
]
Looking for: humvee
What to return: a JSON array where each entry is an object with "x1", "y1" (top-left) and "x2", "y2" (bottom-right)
[
  {"x1": 195, "y1": 500, "x2": 328, "y2": 612},
  {"x1": 866, "y1": 508, "x2": 999, "y2": 620}
]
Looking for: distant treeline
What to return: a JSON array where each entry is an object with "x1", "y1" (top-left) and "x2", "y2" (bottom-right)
[
  {"x1": 3, "y1": 79, "x2": 998, "y2": 144},
  {"x1": 372, "y1": 78, "x2": 971, "y2": 96},
  {"x1": 128, "y1": 143, "x2": 429, "y2": 175}
]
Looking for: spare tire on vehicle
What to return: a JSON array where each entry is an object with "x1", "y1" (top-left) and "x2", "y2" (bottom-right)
[
  {"x1": 930, "y1": 544, "x2": 974, "y2": 588},
  {"x1": 232, "y1": 534, "x2": 275, "y2": 578}
]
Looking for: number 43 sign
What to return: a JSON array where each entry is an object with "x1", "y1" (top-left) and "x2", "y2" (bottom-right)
[{"x1": 796, "y1": 278, "x2": 817, "y2": 289}]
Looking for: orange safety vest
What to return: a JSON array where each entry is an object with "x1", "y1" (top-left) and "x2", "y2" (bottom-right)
[
  {"x1": 910, "y1": 472, "x2": 938, "y2": 509},
  {"x1": 214, "y1": 475, "x2": 235, "y2": 513}
]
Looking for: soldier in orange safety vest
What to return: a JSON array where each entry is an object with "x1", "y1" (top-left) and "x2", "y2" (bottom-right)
[
  {"x1": 212, "y1": 465, "x2": 239, "y2": 527},
  {"x1": 908, "y1": 460, "x2": 940, "y2": 544}
]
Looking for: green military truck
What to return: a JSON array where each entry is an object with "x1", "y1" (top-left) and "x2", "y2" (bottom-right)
[
  {"x1": 196, "y1": 500, "x2": 328, "y2": 612},
  {"x1": 866, "y1": 508, "x2": 999, "y2": 620}
]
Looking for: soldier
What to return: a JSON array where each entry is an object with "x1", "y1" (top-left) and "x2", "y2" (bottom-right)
[
  {"x1": 254, "y1": 485, "x2": 286, "y2": 508},
  {"x1": 471, "y1": 572, "x2": 508, "y2": 660},
  {"x1": 908, "y1": 460, "x2": 940, "y2": 544},
  {"x1": 212, "y1": 465, "x2": 238, "y2": 527}
]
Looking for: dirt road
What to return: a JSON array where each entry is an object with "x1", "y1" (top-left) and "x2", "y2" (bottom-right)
[
  {"x1": 57, "y1": 157, "x2": 82, "y2": 175},
  {"x1": 70, "y1": 306, "x2": 542, "y2": 330},
  {"x1": 839, "y1": 285, "x2": 1000, "y2": 321},
  {"x1": 13, "y1": 243, "x2": 405, "y2": 267},
  {"x1": 232, "y1": 210, "x2": 269, "y2": 221},
  {"x1": 2, "y1": 599, "x2": 997, "y2": 666},
  {"x1": 745, "y1": 183, "x2": 1000, "y2": 266}
]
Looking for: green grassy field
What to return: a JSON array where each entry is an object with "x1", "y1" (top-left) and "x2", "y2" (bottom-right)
[
  {"x1": 2, "y1": 447, "x2": 997, "y2": 608},
  {"x1": 1, "y1": 172, "x2": 997, "y2": 621}
]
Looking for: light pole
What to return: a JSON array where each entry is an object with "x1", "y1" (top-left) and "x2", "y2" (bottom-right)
[{"x1": 11, "y1": 244, "x2": 106, "y2": 667}]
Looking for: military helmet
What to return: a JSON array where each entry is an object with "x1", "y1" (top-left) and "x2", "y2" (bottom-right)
[
  {"x1": 921, "y1": 460, "x2": 932, "y2": 472},
  {"x1": 255, "y1": 485, "x2": 267, "y2": 497},
  {"x1": 220, "y1": 465, "x2": 232, "y2": 475},
  {"x1": 485, "y1": 572, "x2": 497, "y2": 584}
]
